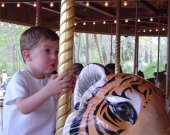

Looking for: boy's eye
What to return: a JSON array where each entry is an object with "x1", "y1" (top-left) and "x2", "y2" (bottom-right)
[
  {"x1": 55, "y1": 50, "x2": 59, "y2": 54},
  {"x1": 45, "y1": 49, "x2": 50, "y2": 53}
]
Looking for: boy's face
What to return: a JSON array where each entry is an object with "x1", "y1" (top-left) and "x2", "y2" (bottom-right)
[{"x1": 27, "y1": 39, "x2": 59, "y2": 76}]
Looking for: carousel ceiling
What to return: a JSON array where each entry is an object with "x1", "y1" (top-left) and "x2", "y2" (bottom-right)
[{"x1": 0, "y1": 0, "x2": 168, "y2": 36}]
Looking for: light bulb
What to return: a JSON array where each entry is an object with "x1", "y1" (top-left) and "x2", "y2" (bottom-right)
[
  {"x1": 124, "y1": 0, "x2": 127, "y2": 6},
  {"x1": 137, "y1": 18, "x2": 141, "y2": 22},
  {"x1": 150, "y1": 17, "x2": 153, "y2": 22},
  {"x1": 86, "y1": 2, "x2": 89, "y2": 7},
  {"x1": 17, "y1": 3, "x2": 20, "y2": 7},
  {"x1": 50, "y1": 2, "x2": 54, "y2": 7},
  {"x1": 105, "y1": 1, "x2": 108, "y2": 6},
  {"x1": 125, "y1": 19, "x2": 128, "y2": 23},
  {"x1": 33, "y1": 3, "x2": 36, "y2": 7},
  {"x1": 1, "y1": 3, "x2": 5, "y2": 7}
]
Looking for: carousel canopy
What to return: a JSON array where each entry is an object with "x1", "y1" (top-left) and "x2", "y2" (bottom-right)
[{"x1": 0, "y1": 0, "x2": 168, "y2": 36}]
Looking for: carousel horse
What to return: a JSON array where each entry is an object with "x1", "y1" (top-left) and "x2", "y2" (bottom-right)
[{"x1": 63, "y1": 64, "x2": 170, "y2": 135}]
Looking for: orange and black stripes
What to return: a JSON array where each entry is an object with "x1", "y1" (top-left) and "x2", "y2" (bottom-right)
[{"x1": 69, "y1": 73, "x2": 166, "y2": 135}]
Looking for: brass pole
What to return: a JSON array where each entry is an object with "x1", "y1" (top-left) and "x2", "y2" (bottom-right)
[
  {"x1": 35, "y1": 0, "x2": 41, "y2": 26},
  {"x1": 55, "y1": 0, "x2": 75, "y2": 134}
]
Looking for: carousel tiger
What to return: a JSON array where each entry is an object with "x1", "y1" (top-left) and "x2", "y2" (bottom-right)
[{"x1": 63, "y1": 64, "x2": 170, "y2": 135}]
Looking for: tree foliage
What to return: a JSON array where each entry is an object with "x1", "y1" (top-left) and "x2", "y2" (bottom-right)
[{"x1": 0, "y1": 22, "x2": 29, "y2": 77}]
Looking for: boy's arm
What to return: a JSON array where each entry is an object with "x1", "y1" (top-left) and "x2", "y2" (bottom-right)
[
  {"x1": 16, "y1": 87, "x2": 52, "y2": 114},
  {"x1": 16, "y1": 73, "x2": 72, "y2": 114}
]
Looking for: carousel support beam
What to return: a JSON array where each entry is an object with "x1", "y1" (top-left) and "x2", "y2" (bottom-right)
[
  {"x1": 110, "y1": 23, "x2": 113, "y2": 63},
  {"x1": 156, "y1": 17, "x2": 160, "y2": 84},
  {"x1": 24, "y1": 2, "x2": 60, "y2": 14},
  {"x1": 166, "y1": 1, "x2": 170, "y2": 98},
  {"x1": 139, "y1": 0, "x2": 159, "y2": 14},
  {"x1": 24, "y1": 2, "x2": 82, "y2": 20},
  {"x1": 0, "y1": 0, "x2": 113, "y2": 2},
  {"x1": 35, "y1": 0, "x2": 41, "y2": 26},
  {"x1": 134, "y1": 1, "x2": 139, "y2": 75},
  {"x1": 115, "y1": 0, "x2": 121, "y2": 74},
  {"x1": 78, "y1": 2, "x2": 115, "y2": 18},
  {"x1": 55, "y1": 0, "x2": 75, "y2": 135}
]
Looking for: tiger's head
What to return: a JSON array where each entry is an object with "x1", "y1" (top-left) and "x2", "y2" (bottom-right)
[{"x1": 63, "y1": 64, "x2": 170, "y2": 135}]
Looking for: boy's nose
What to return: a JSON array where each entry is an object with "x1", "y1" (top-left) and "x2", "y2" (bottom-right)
[{"x1": 51, "y1": 54, "x2": 57, "y2": 60}]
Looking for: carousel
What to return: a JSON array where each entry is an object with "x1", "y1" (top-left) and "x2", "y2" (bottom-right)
[{"x1": 0, "y1": 0, "x2": 170, "y2": 135}]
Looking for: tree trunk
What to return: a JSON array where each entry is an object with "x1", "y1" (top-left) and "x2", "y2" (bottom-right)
[
  {"x1": 85, "y1": 34, "x2": 89, "y2": 64},
  {"x1": 100, "y1": 35, "x2": 107, "y2": 64},
  {"x1": 77, "y1": 34, "x2": 81, "y2": 63},
  {"x1": 94, "y1": 34, "x2": 104, "y2": 64},
  {"x1": 73, "y1": 33, "x2": 80, "y2": 63},
  {"x1": 145, "y1": 45, "x2": 149, "y2": 63},
  {"x1": 150, "y1": 47, "x2": 153, "y2": 63},
  {"x1": 103, "y1": 35, "x2": 111, "y2": 63},
  {"x1": 12, "y1": 44, "x2": 17, "y2": 72},
  {"x1": 160, "y1": 44, "x2": 163, "y2": 65},
  {"x1": 89, "y1": 34, "x2": 91, "y2": 63}
]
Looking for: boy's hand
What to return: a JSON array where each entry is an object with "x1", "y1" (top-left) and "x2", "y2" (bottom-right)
[{"x1": 45, "y1": 72, "x2": 73, "y2": 96}]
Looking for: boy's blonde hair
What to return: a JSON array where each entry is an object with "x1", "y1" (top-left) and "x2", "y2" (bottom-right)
[{"x1": 20, "y1": 26, "x2": 59, "y2": 61}]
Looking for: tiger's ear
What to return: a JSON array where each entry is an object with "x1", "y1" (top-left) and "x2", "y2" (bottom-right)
[
  {"x1": 73, "y1": 63, "x2": 107, "y2": 108},
  {"x1": 22, "y1": 50, "x2": 31, "y2": 62}
]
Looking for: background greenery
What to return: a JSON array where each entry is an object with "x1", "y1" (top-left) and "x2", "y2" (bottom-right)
[
  {"x1": 74, "y1": 33, "x2": 167, "y2": 79},
  {"x1": 0, "y1": 21, "x2": 167, "y2": 79},
  {"x1": 0, "y1": 22, "x2": 29, "y2": 79}
]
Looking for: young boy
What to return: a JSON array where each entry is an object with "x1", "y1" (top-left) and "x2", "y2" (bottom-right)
[{"x1": 3, "y1": 26, "x2": 72, "y2": 135}]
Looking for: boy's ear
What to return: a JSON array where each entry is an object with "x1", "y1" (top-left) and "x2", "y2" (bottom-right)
[{"x1": 22, "y1": 50, "x2": 31, "y2": 61}]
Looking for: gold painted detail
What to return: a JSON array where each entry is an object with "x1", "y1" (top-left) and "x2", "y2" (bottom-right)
[{"x1": 55, "y1": 0, "x2": 75, "y2": 135}]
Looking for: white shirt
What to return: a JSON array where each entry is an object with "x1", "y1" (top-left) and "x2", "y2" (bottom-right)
[
  {"x1": 3, "y1": 70, "x2": 56, "y2": 135},
  {"x1": 1, "y1": 73, "x2": 7, "y2": 82}
]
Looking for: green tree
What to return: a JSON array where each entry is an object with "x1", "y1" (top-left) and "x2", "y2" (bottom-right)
[{"x1": 0, "y1": 22, "x2": 29, "y2": 76}]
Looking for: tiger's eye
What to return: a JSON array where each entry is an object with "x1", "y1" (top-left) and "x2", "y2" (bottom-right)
[
  {"x1": 106, "y1": 102, "x2": 137, "y2": 124},
  {"x1": 115, "y1": 102, "x2": 137, "y2": 124},
  {"x1": 117, "y1": 104, "x2": 129, "y2": 114}
]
